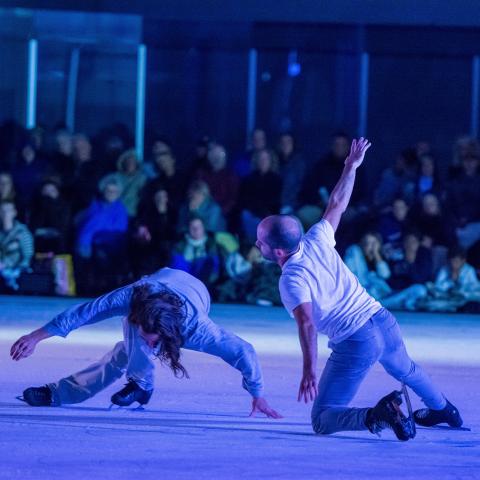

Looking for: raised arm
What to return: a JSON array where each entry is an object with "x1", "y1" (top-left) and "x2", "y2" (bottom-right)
[
  {"x1": 10, "y1": 284, "x2": 134, "y2": 361},
  {"x1": 293, "y1": 302, "x2": 318, "y2": 403},
  {"x1": 323, "y1": 137, "x2": 371, "y2": 232}
]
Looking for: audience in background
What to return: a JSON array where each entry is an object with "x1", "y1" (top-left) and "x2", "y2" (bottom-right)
[
  {"x1": 101, "y1": 149, "x2": 146, "y2": 217},
  {"x1": 233, "y1": 128, "x2": 267, "y2": 179},
  {"x1": 170, "y1": 216, "x2": 222, "y2": 288},
  {"x1": 277, "y1": 132, "x2": 306, "y2": 214},
  {"x1": 142, "y1": 140, "x2": 185, "y2": 212},
  {"x1": 374, "y1": 148, "x2": 417, "y2": 209},
  {"x1": 447, "y1": 154, "x2": 480, "y2": 250},
  {"x1": 29, "y1": 179, "x2": 71, "y2": 254},
  {"x1": 177, "y1": 180, "x2": 226, "y2": 233},
  {"x1": 1, "y1": 118, "x2": 479, "y2": 311},
  {"x1": 377, "y1": 198, "x2": 410, "y2": 261},
  {"x1": 130, "y1": 187, "x2": 176, "y2": 276},
  {"x1": 0, "y1": 200, "x2": 34, "y2": 292},
  {"x1": 239, "y1": 148, "x2": 282, "y2": 243},
  {"x1": 195, "y1": 143, "x2": 239, "y2": 217},
  {"x1": 344, "y1": 232, "x2": 392, "y2": 301}
]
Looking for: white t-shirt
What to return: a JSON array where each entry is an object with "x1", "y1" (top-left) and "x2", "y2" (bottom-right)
[{"x1": 279, "y1": 219, "x2": 382, "y2": 343}]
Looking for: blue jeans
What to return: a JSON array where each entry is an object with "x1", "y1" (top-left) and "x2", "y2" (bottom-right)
[{"x1": 311, "y1": 308, "x2": 446, "y2": 434}]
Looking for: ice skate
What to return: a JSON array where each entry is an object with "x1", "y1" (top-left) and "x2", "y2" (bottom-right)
[
  {"x1": 414, "y1": 399, "x2": 463, "y2": 428},
  {"x1": 110, "y1": 380, "x2": 153, "y2": 407},
  {"x1": 365, "y1": 390, "x2": 416, "y2": 441},
  {"x1": 21, "y1": 385, "x2": 53, "y2": 407}
]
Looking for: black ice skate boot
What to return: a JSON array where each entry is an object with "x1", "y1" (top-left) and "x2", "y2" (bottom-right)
[
  {"x1": 111, "y1": 380, "x2": 153, "y2": 407},
  {"x1": 414, "y1": 400, "x2": 463, "y2": 428},
  {"x1": 22, "y1": 386, "x2": 53, "y2": 406},
  {"x1": 365, "y1": 390, "x2": 416, "y2": 441}
]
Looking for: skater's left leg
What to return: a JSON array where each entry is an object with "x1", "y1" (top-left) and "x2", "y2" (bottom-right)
[
  {"x1": 311, "y1": 319, "x2": 382, "y2": 434},
  {"x1": 49, "y1": 341, "x2": 128, "y2": 405},
  {"x1": 376, "y1": 308, "x2": 446, "y2": 410}
]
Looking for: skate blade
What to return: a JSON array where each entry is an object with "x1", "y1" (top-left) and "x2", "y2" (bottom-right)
[{"x1": 108, "y1": 403, "x2": 145, "y2": 411}]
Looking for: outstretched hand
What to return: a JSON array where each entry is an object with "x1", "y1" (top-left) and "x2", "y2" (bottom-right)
[
  {"x1": 10, "y1": 333, "x2": 40, "y2": 361},
  {"x1": 344, "y1": 137, "x2": 372, "y2": 170},
  {"x1": 10, "y1": 328, "x2": 50, "y2": 361},
  {"x1": 249, "y1": 397, "x2": 283, "y2": 419}
]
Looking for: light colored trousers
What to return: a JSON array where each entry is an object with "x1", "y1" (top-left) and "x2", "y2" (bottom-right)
[
  {"x1": 311, "y1": 308, "x2": 446, "y2": 434},
  {"x1": 49, "y1": 316, "x2": 263, "y2": 405}
]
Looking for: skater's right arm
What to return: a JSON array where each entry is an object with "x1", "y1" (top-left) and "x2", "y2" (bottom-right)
[
  {"x1": 293, "y1": 302, "x2": 319, "y2": 403},
  {"x1": 320, "y1": 138, "x2": 371, "y2": 233},
  {"x1": 42, "y1": 285, "x2": 134, "y2": 337},
  {"x1": 10, "y1": 285, "x2": 134, "y2": 360}
]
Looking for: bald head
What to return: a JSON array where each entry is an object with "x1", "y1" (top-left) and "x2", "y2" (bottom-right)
[{"x1": 258, "y1": 215, "x2": 303, "y2": 253}]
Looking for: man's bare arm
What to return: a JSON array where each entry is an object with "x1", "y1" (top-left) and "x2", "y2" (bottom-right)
[
  {"x1": 293, "y1": 302, "x2": 318, "y2": 403},
  {"x1": 323, "y1": 137, "x2": 371, "y2": 232}
]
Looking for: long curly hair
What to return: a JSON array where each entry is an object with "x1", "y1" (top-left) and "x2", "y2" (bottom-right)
[{"x1": 128, "y1": 284, "x2": 189, "y2": 378}]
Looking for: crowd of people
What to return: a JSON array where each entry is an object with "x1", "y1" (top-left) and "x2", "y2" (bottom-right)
[{"x1": 1, "y1": 120, "x2": 479, "y2": 312}]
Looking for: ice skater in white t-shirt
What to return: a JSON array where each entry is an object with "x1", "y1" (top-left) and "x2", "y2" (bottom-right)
[{"x1": 256, "y1": 138, "x2": 463, "y2": 440}]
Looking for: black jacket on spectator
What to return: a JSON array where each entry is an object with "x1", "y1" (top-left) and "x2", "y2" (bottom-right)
[
  {"x1": 140, "y1": 173, "x2": 186, "y2": 214},
  {"x1": 239, "y1": 171, "x2": 282, "y2": 218},
  {"x1": 409, "y1": 211, "x2": 456, "y2": 247},
  {"x1": 66, "y1": 160, "x2": 103, "y2": 214},
  {"x1": 30, "y1": 195, "x2": 72, "y2": 253},
  {"x1": 389, "y1": 246, "x2": 433, "y2": 290},
  {"x1": 447, "y1": 173, "x2": 480, "y2": 225}
]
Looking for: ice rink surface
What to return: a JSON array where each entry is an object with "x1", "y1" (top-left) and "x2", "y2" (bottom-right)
[{"x1": 0, "y1": 295, "x2": 479, "y2": 480}]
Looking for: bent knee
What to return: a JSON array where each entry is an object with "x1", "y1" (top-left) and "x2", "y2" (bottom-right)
[{"x1": 311, "y1": 406, "x2": 334, "y2": 435}]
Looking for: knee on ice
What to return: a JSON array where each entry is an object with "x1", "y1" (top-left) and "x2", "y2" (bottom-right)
[{"x1": 311, "y1": 407, "x2": 334, "y2": 435}]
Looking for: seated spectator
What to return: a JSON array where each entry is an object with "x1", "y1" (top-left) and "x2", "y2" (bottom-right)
[
  {"x1": 414, "y1": 247, "x2": 480, "y2": 313},
  {"x1": 233, "y1": 128, "x2": 267, "y2": 179},
  {"x1": 130, "y1": 187, "x2": 177, "y2": 276},
  {"x1": 190, "y1": 135, "x2": 211, "y2": 172},
  {"x1": 67, "y1": 133, "x2": 102, "y2": 214},
  {"x1": 177, "y1": 180, "x2": 226, "y2": 233},
  {"x1": 344, "y1": 232, "x2": 392, "y2": 300},
  {"x1": 434, "y1": 247, "x2": 480, "y2": 299},
  {"x1": 277, "y1": 132, "x2": 306, "y2": 214},
  {"x1": 449, "y1": 135, "x2": 480, "y2": 179},
  {"x1": 74, "y1": 178, "x2": 128, "y2": 260},
  {"x1": 409, "y1": 193, "x2": 456, "y2": 249},
  {"x1": 0, "y1": 200, "x2": 34, "y2": 292},
  {"x1": 0, "y1": 172, "x2": 16, "y2": 203},
  {"x1": 388, "y1": 232, "x2": 433, "y2": 290},
  {"x1": 101, "y1": 149, "x2": 147, "y2": 217},
  {"x1": 195, "y1": 143, "x2": 239, "y2": 216},
  {"x1": 141, "y1": 140, "x2": 186, "y2": 212},
  {"x1": 216, "y1": 245, "x2": 282, "y2": 306},
  {"x1": 301, "y1": 132, "x2": 353, "y2": 207},
  {"x1": 413, "y1": 154, "x2": 443, "y2": 201},
  {"x1": 373, "y1": 148, "x2": 417, "y2": 209},
  {"x1": 381, "y1": 232, "x2": 432, "y2": 311},
  {"x1": 377, "y1": 197, "x2": 410, "y2": 261},
  {"x1": 11, "y1": 141, "x2": 50, "y2": 213},
  {"x1": 29, "y1": 179, "x2": 71, "y2": 254},
  {"x1": 447, "y1": 154, "x2": 480, "y2": 250},
  {"x1": 239, "y1": 148, "x2": 282, "y2": 243},
  {"x1": 170, "y1": 216, "x2": 222, "y2": 288},
  {"x1": 51, "y1": 129, "x2": 74, "y2": 182}
]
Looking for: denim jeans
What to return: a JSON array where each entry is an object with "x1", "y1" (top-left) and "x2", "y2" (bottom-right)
[{"x1": 311, "y1": 308, "x2": 446, "y2": 434}]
